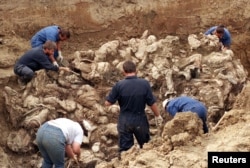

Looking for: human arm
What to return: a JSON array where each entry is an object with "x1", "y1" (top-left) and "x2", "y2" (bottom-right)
[
  {"x1": 40, "y1": 56, "x2": 70, "y2": 72},
  {"x1": 105, "y1": 100, "x2": 112, "y2": 106},
  {"x1": 45, "y1": 42, "x2": 62, "y2": 64},
  {"x1": 55, "y1": 40, "x2": 64, "y2": 62},
  {"x1": 65, "y1": 142, "x2": 81, "y2": 160},
  {"x1": 57, "y1": 50, "x2": 63, "y2": 62},
  {"x1": 204, "y1": 26, "x2": 216, "y2": 35},
  {"x1": 36, "y1": 51, "x2": 59, "y2": 71},
  {"x1": 48, "y1": 54, "x2": 59, "y2": 67},
  {"x1": 150, "y1": 103, "x2": 160, "y2": 117},
  {"x1": 65, "y1": 123, "x2": 83, "y2": 161},
  {"x1": 221, "y1": 34, "x2": 231, "y2": 50},
  {"x1": 48, "y1": 54, "x2": 56, "y2": 64},
  {"x1": 105, "y1": 84, "x2": 119, "y2": 106},
  {"x1": 57, "y1": 41, "x2": 62, "y2": 51},
  {"x1": 44, "y1": 27, "x2": 62, "y2": 62},
  {"x1": 144, "y1": 81, "x2": 163, "y2": 126},
  {"x1": 150, "y1": 103, "x2": 163, "y2": 126}
]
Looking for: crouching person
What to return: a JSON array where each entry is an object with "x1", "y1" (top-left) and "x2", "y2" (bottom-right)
[
  {"x1": 14, "y1": 40, "x2": 70, "y2": 86},
  {"x1": 162, "y1": 96, "x2": 208, "y2": 133},
  {"x1": 36, "y1": 118, "x2": 83, "y2": 168}
]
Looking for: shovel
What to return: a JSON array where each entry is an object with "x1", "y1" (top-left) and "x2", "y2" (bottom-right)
[{"x1": 212, "y1": 111, "x2": 228, "y2": 131}]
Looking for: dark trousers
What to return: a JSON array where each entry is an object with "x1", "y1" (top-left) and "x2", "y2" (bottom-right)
[
  {"x1": 14, "y1": 64, "x2": 35, "y2": 83},
  {"x1": 118, "y1": 114, "x2": 150, "y2": 152}
]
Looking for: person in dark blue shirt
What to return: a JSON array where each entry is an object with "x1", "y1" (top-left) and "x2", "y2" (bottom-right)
[
  {"x1": 14, "y1": 40, "x2": 70, "y2": 85},
  {"x1": 31, "y1": 25, "x2": 70, "y2": 66},
  {"x1": 105, "y1": 60, "x2": 163, "y2": 154},
  {"x1": 204, "y1": 25, "x2": 231, "y2": 50},
  {"x1": 162, "y1": 96, "x2": 208, "y2": 133}
]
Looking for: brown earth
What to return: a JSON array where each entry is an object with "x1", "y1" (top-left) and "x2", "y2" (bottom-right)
[{"x1": 0, "y1": 0, "x2": 250, "y2": 167}]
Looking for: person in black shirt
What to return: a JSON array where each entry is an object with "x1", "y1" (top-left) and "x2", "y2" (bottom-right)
[
  {"x1": 105, "y1": 60, "x2": 163, "y2": 154},
  {"x1": 14, "y1": 40, "x2": 70, "y2": 85}
]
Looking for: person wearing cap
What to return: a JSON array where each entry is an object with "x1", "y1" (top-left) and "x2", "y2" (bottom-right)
[
  {"x1": 14, "y1": 40, "x2": 70, "y2": 85},
  {"x1": 105, "y1": 60, "x2": 163, "y2": 154},
  {"x1": 204, "y1": 25, "x2": 231, "y2": 50},
  {"x1": 31, "y1": 25, "x2": 70, "y2": 67},
  {"x1": 36, "y1": 118, "x2": 84, "y2": 167},
  {"x1": 162, "y1": 96, "x2": 208, "y2": 133}
]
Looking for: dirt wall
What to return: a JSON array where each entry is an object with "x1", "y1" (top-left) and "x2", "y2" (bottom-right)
[{"x1": 1, "y1": 0, "x2": 250, "y2": 71}]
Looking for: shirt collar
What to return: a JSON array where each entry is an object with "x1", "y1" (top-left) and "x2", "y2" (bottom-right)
[{"x1": 125, "y1": 75, "x2": 137, "y2": 79}]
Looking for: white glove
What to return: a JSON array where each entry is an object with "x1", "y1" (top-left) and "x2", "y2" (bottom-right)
[
  {"x1": 155, "y1": 115, "x2": 163, "y2": 126},
  {"x1": 53, "y1": 61, "x2": 59, "y2": 67},
  {"x1": 57, "y1": 51, "x2": 63, "y2": 62}
]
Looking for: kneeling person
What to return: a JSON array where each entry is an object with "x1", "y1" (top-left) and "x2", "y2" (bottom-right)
[{"x1": 14, "y1": 40, "x2": 70, "y2": 85}]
